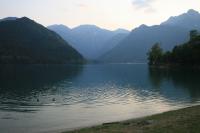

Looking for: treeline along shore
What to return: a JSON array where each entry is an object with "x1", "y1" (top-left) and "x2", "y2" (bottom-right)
[{"x1": 148, "y1": 30, "x2": 200, "y2": 67}]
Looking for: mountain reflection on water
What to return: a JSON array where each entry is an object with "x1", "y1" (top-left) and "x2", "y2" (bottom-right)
[{"x1": 0, "y1": 65, "x2": 83, "y2": 112}]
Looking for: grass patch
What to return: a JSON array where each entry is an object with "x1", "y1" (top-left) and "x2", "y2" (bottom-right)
[{"x1": 64, "y1": 105, "x2": 200, "y2": 133}]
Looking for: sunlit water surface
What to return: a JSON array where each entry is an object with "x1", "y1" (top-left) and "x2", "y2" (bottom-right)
[{"x1": 0, "y1": 64, "x2": 200, "y2": 133}]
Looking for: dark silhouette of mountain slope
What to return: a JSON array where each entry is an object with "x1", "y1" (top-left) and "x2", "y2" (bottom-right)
[
  {"x1": 0, "y1": 17, "x2": 84, "y2": 64},
  {"x1": 0, "y1": 17, "x2": 18, "y2": 22}
]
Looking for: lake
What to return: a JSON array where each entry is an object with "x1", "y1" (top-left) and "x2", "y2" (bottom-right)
[{"x1": 0, "y1": 64, "x2": 200, "y2": 133}]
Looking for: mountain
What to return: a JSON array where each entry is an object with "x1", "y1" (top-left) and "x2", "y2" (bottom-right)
[
  {"x1": 0, "y1": 17, "x2": 18, "y2": 22},
  {"x1": 48, "y1": 24, "x2": 129, "y2": 60},
  {"x1": 161, "y1": 9, "x2": 200, "y2": 29},
  {"x1": 114, "y1": 28, "x2": 130, "y2": 34},
  {"x1": 71, "y1": 25, "x2": 115, "y2": 59},
  {"x1": 48, "y1": 24, "x2": 71, "y2": 39},
  {"x1": 99, "y1": 33, "x2": 128, "y2": 58},
  {"x1": 0, "y1": 17, "x2": 84, "y2": 64},
  {"x1": 100, "y1": 9, "x2": 200, "y2": 63}
]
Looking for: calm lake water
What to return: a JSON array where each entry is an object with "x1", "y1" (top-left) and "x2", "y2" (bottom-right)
[{"x1": 0, "y1": 64, "x2": 200, "y2": 133}]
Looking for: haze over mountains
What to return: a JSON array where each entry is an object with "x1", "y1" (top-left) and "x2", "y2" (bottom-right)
[
  {"x1": 48, "y1": 25, "x2": 130, "y2": 60},
  {"x1": 100, "y1": 9, "x2": 200, "y2": 63},
  {"x1": 48, "y1": 9, "x2": 200, "y2": 63},
  {"x1": 0, "y1": 9, "x2": 199, "y2": 64},
  {"x1": 0, "y1": 17, "x2": 84, "y2": 64}
]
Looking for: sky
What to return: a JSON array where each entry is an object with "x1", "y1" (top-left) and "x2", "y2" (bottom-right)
[{"x1": 0, "y1": 0, "x2": 200, "y2": 30}]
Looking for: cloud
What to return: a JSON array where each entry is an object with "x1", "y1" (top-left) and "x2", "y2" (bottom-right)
[
  {"x1": 132, "y1": 0, "x2": 154, "y2": 8},
  {"x1": 132, "y1": 0, "x2": 156, "y2": 13},
  {"x1": 75, "y1": 3, "x2": 90, "y2": 10},
  {"x1": 144, "y1": 7, "x2": 156, "y2": 13},
  {"x1": 76, "y1": 3, "x2": 87, "y2": 8}
]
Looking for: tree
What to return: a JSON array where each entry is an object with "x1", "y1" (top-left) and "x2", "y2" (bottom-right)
[
  {"x1": 190, "y1": 30, "x2": 198, "y2": 41},
  {"x1": 147, "y1": 31, "x2": 200, "y2": 66},
  {"x1": 147, "y1": 43, "x2": 163, "y2": 65}
]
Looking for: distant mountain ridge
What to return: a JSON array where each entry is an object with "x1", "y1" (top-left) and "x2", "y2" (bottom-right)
[
  {"x1": 4, "y1": 9, "x2": 198, "y2": 63},
  {"x1": 0, "y1": 17, "x2": 18, "y2": 22},
  {"x1": 48, "y1": 24, "x2": 130, "y2": 60},
  {"x1": 161, "y1": 9, "x2": 200, "y2": 29},
  {"x1": 0, "y1": 17, "x2": 84, "y2": 64},
  {"x1": 100, "y1": 9, "x2": 200, "y2": 63}
]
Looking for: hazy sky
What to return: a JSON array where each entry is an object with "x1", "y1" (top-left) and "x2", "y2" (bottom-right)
[{"x1": 0, "y1": 0, "x2": 200, "y2": 30}]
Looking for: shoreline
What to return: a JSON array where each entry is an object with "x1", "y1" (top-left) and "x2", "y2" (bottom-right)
[{"x1": 63, "y1": 105, "x2": 200, "y2": 133}]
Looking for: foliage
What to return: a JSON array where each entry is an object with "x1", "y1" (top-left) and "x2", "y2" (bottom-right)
[
  {"x1": 147, "y1": 43, "x2": 163, "y2": 65},
  {"x1": 190, "y1": 30, "x2": 198, "y2": 41},
  {"x1": 148, "y1": 30, "x2": 200, "y2": 66},
  {"x1": 0, "y1": 17, "x2": 85, "y2": 64}
]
